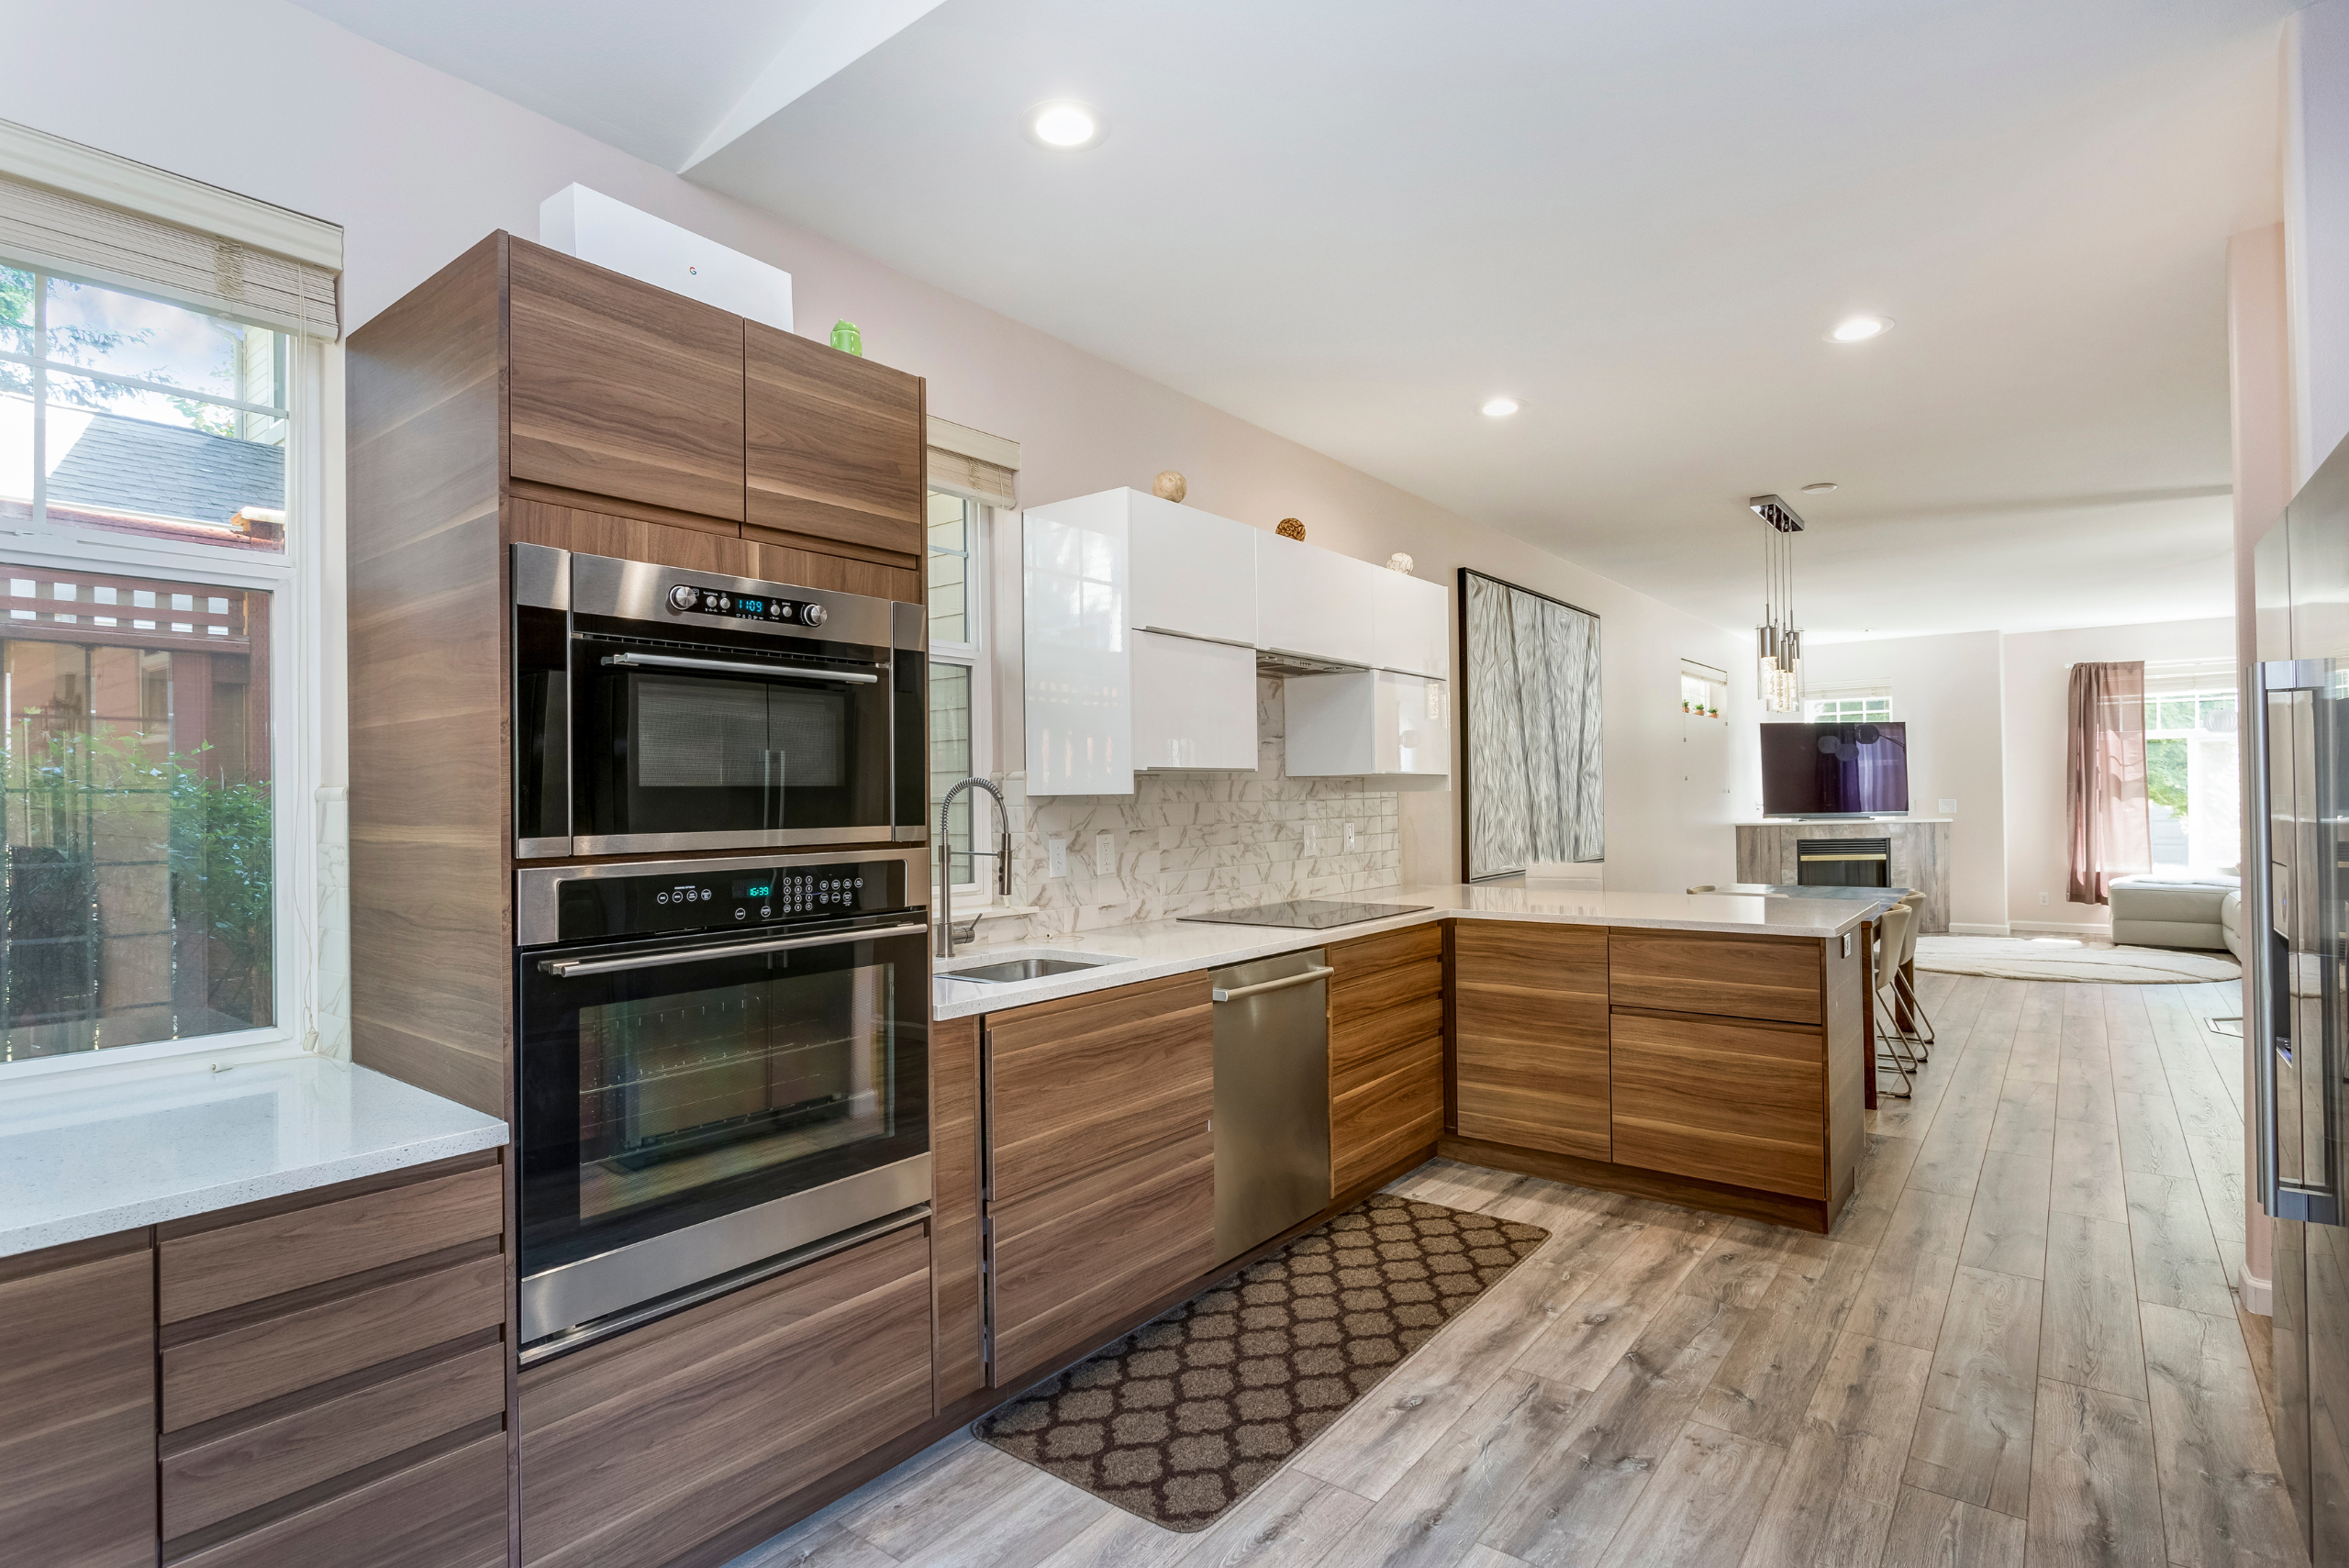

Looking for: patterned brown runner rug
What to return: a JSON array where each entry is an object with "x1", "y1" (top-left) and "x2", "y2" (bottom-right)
[{"x1": 974, "y1": 1193, "x2": 1549, "y2": 1530}]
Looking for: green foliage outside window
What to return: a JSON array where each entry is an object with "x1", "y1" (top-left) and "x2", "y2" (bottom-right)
[{"x1": 2146, "y1": 737, "x2": 2189, "y2": 820}]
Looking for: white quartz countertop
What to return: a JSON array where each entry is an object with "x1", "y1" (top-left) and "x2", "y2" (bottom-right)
[
  {"x1": 933, "y1": 882, "x2": 1890, "y2": 1020},
  {"x1": 0, "y1": 1055, "x2": 508, "y2": 1258}
]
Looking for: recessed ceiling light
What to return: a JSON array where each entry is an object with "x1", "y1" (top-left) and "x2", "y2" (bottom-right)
[
  {"x1": 1481, "y1": 396, "x2": 1520, "y2": 417},
  {"x1": 1828, "y1": 316, "x2": 1892, "y2": 343},
  {"x1": 1800, "y1": 482, "x2": 1838, "y2": 494},
  {"x1": 1025, "y1": 101, "x2": 1106, "y2": 150}
]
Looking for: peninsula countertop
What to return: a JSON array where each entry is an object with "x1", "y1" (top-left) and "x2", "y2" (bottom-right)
[
  {"x1": 932, "y1": 881, "x2": 1896, "y2": 1021},
  {"x1": 0, "y1": 1054, "x2": 508, "y2": 1257}
]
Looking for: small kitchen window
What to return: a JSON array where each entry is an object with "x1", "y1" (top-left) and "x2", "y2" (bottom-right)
[{"x1": 927, "y1": 490, "x2": 992, "y2": 895}]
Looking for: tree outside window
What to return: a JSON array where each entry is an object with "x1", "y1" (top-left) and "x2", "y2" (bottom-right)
[{"x1": 2144, "y1": 688, "x2": 2237, "y2": 872}]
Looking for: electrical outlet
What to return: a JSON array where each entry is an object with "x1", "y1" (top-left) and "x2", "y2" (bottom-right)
[
  {"x1": 1047, "y1": 837, "x2": 1068, "y2": 879},
  {"x1": 1344, "y1": 820, "x2": 1358, "y2": 853},
  {"x1": 1094, "y1": 829, "x2": 1114, "y2": 876},
  {"x1": 2039, "y1": 891, "x2": 2051, "y2": 906}
]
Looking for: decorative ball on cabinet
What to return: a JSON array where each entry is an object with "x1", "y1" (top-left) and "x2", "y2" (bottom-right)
[
  {"x1": 1386, "y1": 552, "x2": 1415, "y2": 574},
  {"x1": 1276, "y1": 517, "x2": 1306, "y2": 541},
  {"x1": 1152, "y1": 471, "x2": 1187, "y2": 502},
  {"x1": 829, "y1": 319, "x2": 864, "y2": 356}
]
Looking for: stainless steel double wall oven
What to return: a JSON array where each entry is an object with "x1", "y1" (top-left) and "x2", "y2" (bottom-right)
[
  {"x1": 512, "y1": 543, "x2": 929, "y2": 859},
  {"x1": 508, "y1": 547, "x2": 933, "y2": 1363}
]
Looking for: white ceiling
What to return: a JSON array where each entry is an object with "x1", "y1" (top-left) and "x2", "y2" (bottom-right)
[{"x1": 297, "y1": 0, "x2": 2297, "y2": 640}]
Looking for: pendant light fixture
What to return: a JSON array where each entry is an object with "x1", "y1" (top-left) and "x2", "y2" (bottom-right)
[{"x1": 1750, "y1": 494, "x2": 1805, "y2": 713}]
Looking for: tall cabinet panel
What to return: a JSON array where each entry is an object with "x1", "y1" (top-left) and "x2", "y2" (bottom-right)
[
  {"x1": 745, "y1": 321, "x2": 925, "y2": 557},
  {"x1": 0, "y1": 1236, "x2": 156, "y2": 1568},
  {"x1": 507, "y1": 239, "x2": 747, "y2": 522}
]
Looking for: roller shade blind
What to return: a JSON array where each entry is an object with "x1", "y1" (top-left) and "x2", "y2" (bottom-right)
[
  {"x1": 927, "y1": 415, "x2": 1018, "y2": 506},
  {"x1": 0, "y1": 120, "x2": 341, "y2": 338}
]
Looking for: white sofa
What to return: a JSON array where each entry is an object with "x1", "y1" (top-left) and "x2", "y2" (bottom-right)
[{"x1": 2108, "y1": 872, "x2": 2241, "y2": 952}]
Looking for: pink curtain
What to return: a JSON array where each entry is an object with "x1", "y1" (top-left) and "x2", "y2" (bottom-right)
[{"x1": 2066, "y1": 661, "x2": 2150, "y2": 905}]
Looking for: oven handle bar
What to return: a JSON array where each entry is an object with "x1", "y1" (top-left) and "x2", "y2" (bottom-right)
[
  {"x1": 539, "y1": 920, "x2": 930, "y2": 977},
  {"x1": 601, "y1": 651, "x2": 881, "y2": 684}
]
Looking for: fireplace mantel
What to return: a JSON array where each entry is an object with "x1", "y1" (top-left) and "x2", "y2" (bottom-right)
[{"x1": 1734, "y1": 818, "x2": 1953, "y2": 932}]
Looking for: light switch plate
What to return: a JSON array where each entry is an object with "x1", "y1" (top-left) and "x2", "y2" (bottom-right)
[
  {"x1": 1094, "y1": 829, "x2": 1114, "y2": 876},
  {"x1": 1344, "y1": 821, "x2": 1358, "y2": 852},
  {"x1": 1047, "y1": 837, "x2": 1068, "y2": 879},
  {"x1": 1938, "y1": 798, "x2": 1957, "y2": 813},
  {"x1": 1842, "y1": 932, "x2": 1853, "y2": 959}
]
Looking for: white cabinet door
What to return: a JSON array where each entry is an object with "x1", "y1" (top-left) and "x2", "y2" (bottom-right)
[
  {"x1": 1286, "y1": 670, "x2": 1451, "y2": 777},
  {"x1": 1254, "y1": 531, "x2": 1377, "y2": 668},
  {"x1": 1129, "y1": 493, "x2": 1256, "y2": 647},
  {"x1": 1378, "y1": 671, "x2": 1452, "y2": 775},
  {"x1": 1133, "y1": 632, "x2": 1259, "y2": 772},
  {"x1": 1373, "y1": 570, "x2": 1451, "y2": 679},
  {"x1": 1022, "y1": 498, "x2": 1133, "y2": 795}
]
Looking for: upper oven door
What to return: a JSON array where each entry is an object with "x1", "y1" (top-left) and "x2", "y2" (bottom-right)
[{"x1": 572, "y1": 635, "x2": 892, "y2": 854}]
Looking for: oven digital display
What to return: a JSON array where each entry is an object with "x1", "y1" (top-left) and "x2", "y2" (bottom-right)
[
  {"x1": 551, "y1": 859, "x2": 906, "y2": 941},
  {"x1": 677, "y1": 584, "x2": 816, "y2": 625}
]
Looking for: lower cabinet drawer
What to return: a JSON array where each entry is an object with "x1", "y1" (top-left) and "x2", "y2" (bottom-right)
[
  {"x1": 170, "y1": 1431, "x2": 507, "y2": 1568},
  {"x1": 162, "y1": 1341, "x2": 507, "y2": 1540},
  {"x1": 1609, "y1": 1011, "x2": 1827, "y2": 1198},
  {"x1": 519, "y1": 1223, "x2": 934, "y2": 1568},
  {"x1": 1331, "y1": 1039, "x2": 1442, "y2": 1194},
  {"x1": 161, "y1": 1251, "x2": 505, "y2": 1432}
]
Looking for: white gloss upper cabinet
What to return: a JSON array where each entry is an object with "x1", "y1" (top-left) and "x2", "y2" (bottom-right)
[
  {"x1": 1373, "y1": 569, "x2": 1451, "y2": 679},
  {"x1": 1128, "y1": 493, "x2": 1256, "y2": 647},
  {"x1": 1022, "y1": 494, "x2": 1133, "y2": 795},
  {"x1": 1284, "y1": 670, "x2": 1452, "y2": 778},
  {"x1": 1132, "y1": 631, "x2": 1259, "y2": 772},
  {"x1": 1254, "y1": 530, "x2": 1378, "y2": 669}
]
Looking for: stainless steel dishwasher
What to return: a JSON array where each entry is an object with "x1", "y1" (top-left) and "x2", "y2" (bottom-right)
[{"x1": 1210, "y1": 948, "x2": 1334, "y2": 1262}]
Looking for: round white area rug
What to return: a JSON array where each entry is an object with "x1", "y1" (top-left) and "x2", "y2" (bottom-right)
[{"x1": 1914, "y1": 935, "x2": 2239, "y2": 984}]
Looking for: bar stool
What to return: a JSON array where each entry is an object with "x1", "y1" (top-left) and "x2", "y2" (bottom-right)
[
  {"x1": 1894, "y1": 892, "x2": 1935, "y2": 1059},
  {"x1": 1873, "y1": 902, "x2": 1919, "y2": 1097}
]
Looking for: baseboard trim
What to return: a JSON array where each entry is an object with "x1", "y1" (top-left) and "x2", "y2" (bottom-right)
[
  {"x1": 1947, "y1": 923, "x2": 2011, "y2": 938},
  {"x1": 2244, "y1": 1269, "x2": 2273, "y2": 1317},
  {"x1": 2008, "y1": 919, "x2": 2111, "y2": 937}
]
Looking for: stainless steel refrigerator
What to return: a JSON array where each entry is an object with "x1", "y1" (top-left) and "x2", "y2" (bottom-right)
[{"x1": 2252, "y1": 438, "x2": 2349, "y2": 1563}]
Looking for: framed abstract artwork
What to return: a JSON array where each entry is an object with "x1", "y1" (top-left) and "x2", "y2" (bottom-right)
[{"x1": 1458, "y1": 568, "x2": 1603, "y2": 880}]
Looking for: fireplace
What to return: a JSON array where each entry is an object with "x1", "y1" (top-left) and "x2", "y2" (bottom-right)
[{"x1": 1798, "y1": 837, "x2": 1890, "y2": 889}]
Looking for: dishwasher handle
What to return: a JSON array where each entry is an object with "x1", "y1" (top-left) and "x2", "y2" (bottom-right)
[{"x1": 1212, "y1": 965, "x2": 1334, "y2": 1002}]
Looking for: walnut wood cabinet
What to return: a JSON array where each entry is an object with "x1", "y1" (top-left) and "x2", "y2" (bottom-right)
[
  {"x1": 507, "y1": 239, "x2": 747, "y2": 524},
  {"x1": 1327, "y1": 924, "x2": 1443, "y2": 1193},
  {"x1": 931, "y1": 1014, "x2": 986, "y2": 1411},
  {"x1": 982, "y1": 973, "x2": 1216, "y2": 1388},
  {"x1": 518, "y1": 1223, "x2": 933, "y2": 1568},
  {"x1": 1452, "y1": 921, "x2": 1612, "y2": 1160},
  {"x1": 0, "y1": 1232, "x2": 156, "y2": 1568},
  {"x1": 746, "y1": 320, "x2": 926, "y2": 556}
]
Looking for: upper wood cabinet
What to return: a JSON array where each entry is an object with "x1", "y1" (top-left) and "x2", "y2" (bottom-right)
[
  {"x1": 1453, "y1": 921, "x2": 1612, "y2": 1161},
  {"x1": 0, "y1": 1234, "x2": 157, "y2": 1568},
  {"x1": 507, "y1": 239, "x2": 747, "y2": 522},
  {"x1": 745, "y1": 321, "x2": 925, "y2": 555}
]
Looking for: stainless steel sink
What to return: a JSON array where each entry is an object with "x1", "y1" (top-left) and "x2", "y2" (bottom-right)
[{"x1": 941, "y1": 955, "x2": 1114, "y2": 984}]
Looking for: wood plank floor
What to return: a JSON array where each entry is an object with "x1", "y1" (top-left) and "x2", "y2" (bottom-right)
[{"x1": 726, "y1": 976, "x2": 2300, "y2": 1568}]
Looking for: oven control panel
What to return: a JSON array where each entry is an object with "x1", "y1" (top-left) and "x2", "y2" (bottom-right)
[
  {"x1": 665, "y1": 582, "x2": 828, "y2": 628},
  {"x1": 551, "y1": 857, "x2": 910, "y2": 941}
]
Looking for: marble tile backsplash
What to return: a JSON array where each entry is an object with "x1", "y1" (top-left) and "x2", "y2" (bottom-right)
[{"x1": 979, "y1": 678, "x2": 1401, "y2": 943}]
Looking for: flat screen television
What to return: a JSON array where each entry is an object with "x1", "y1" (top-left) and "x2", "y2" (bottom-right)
[{"x1": 1759, "y1": 721, "x2": 1909, "y2": 816}]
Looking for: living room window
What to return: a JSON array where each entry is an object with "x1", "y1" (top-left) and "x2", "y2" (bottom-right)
[
  {"x1": 1807, "y1": 694, "x2": 1893, "y2": 723},
  {"x1": 2144, "y1": 667, "x2": 2238, "y2": 872}
]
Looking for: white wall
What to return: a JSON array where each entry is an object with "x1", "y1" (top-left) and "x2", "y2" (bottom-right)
[
  {"x1": 2000, "y1": 617, "x2": 2236, "y2": 931},
  {"x1": 0, "y1": 0, "x2": 1752, "y2": 895},
  {"x1": 1794, "y1": 632, "x2": 2008, "y2": 931}
]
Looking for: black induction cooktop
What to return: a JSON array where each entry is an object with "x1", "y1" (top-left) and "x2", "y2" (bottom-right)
[{"x1": 1178, "y1": 898, "x2": 1433, "y2": 930}]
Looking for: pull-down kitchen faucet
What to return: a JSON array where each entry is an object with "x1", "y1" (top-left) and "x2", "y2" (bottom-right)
[{"x1": 936, "y1": 776, "x2": 1012, "y2": 959}]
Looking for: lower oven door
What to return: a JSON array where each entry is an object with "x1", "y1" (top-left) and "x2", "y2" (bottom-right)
[
  {"x1": 571, "y1": 637, "x2": 896, "y2": 855},
  {"x1": 516, "y1": 913, "x2": 930, "y2": 1354}
]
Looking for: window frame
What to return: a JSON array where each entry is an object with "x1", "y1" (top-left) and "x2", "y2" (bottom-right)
[
  {"x1": 926, "y1": 490, "x2": 996, "y2": 901},
  {"x1": 1805, "y1": 694, "x2": 1895, "y2": 724},
  {"x1": 0, "y1": 263, "x2": 340, "y2": 1082}
]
